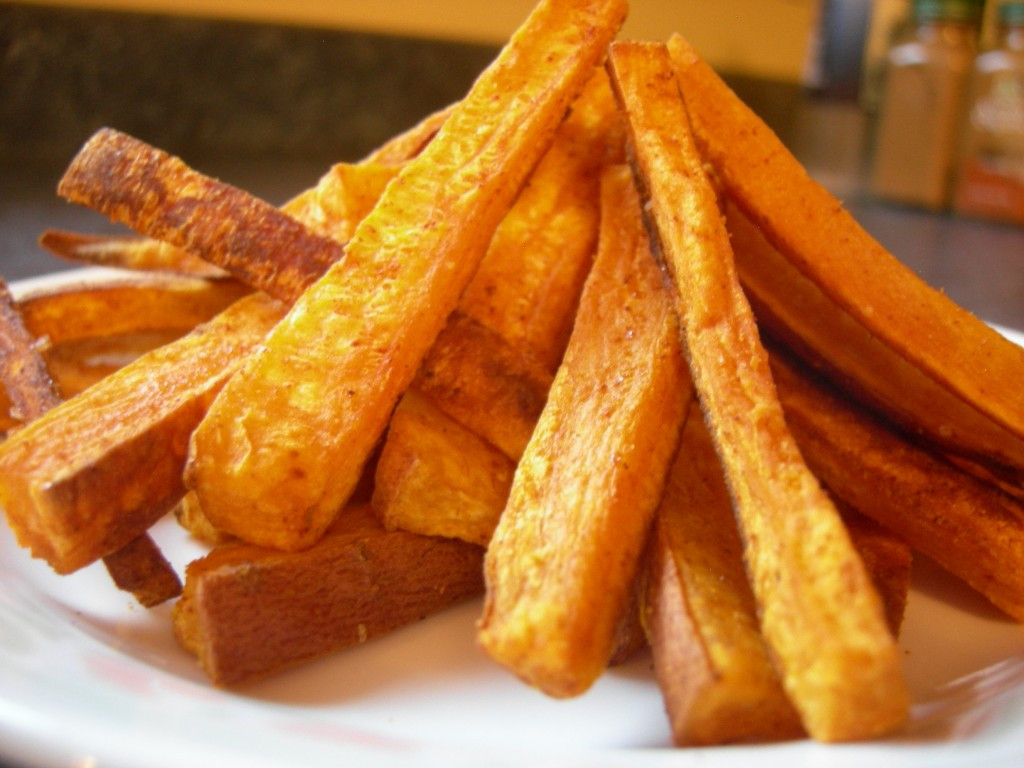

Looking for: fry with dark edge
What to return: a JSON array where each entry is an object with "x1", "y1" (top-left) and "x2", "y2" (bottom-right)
[
  {"x1": 0, "y1": 277, "x2": 181, "y2": 605},
  {"x1": 58, "y1": 129, "x2": 348, "y2": 304},
  {"x1": 173, "y1": 503, "x2": 484, "y2": 686},
  {"x1": 0, "y1": 292, "x2": 284, "y2": 574},
  {"x1": 187, "y1": 0, "x2": 628, "y2": 551},
  {"x1": 478, "y1": 165, "x2": 690, "y2": 698},
  {"x1": 667, "y1": 33, "x2": 1024, "y2": 491},
  {"x1": 606, "y1": 40, "x2": 907, "y2": 741},
  {"x1": 770, "y1": 341, "x2": 1024, "y2": 623},
  {"x1": 39, "y1": 230, "x2": 228, "y2": 278},
  {"x1": 645, "y1": 400, "x2": 803, "y2": 745}
]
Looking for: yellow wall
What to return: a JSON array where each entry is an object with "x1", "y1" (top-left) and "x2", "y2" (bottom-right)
[{"x1": 13, "y1": 0, "x2": 820, "y2": 82}]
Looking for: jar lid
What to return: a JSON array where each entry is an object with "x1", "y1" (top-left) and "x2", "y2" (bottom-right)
[
  {"x1": 913, "y1": 0, "x2": 985, "y2": 22},
  {"x1": 1001, "y1": 2, "x2": 1024, "y2": 25}
]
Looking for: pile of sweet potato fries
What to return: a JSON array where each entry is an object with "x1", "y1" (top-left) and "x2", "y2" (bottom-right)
[{"x1": 4, "y1": 0, "x2": 1024, "y2": 747}]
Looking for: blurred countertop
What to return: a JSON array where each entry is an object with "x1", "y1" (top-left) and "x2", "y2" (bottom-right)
[{"x1": 2, "y1": 3, "x2": 1023, "y2": 330}]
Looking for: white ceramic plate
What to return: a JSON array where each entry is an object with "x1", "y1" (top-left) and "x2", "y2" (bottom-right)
[{"x1": 2, "y1": 268, "x2": 1024, "y2": 768}]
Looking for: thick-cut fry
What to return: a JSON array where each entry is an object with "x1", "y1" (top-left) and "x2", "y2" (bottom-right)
[
  {"x1": 0, "y1": 292, "x2": 284, "y2": 573},
  {"x1": 0, "y1": 280, "x2": 62, "y2": 422},
  {"x1": 39, "y1": 230, "x2": 228, "y2": 277},
  {"x1": 770, "y1": 343, "x2": 1024, "y2": 622},
  {"x1": 16, "y1": 275, "x2": 251, "y2": 345},
  {"x1": 606, "y1": 41, "x2": 907, "y2": 741},
  {"x1": 0, "y1": 277, "x2": 182, "y2": 605},
  {"x1": 172, "y1": 503, "x2": 484, "y2": 686},
  {"x1": 668, "y1": 33, "x2": 1024, "y2": 490},
  {"x1": 100, "y1": 531, "x2": 182, "y2": 608},
  {"x1": 414, "y1": 312, "x2": 552, "y2": 461},
  {"x1": 187, "y1": 0, "x2": 628, "y2": 551},
  {"x1": 59, "y1": 129, "x2": 348, "y2": 303},
  {"x1": 478, "y1": 165, "x2": 690, "y2": 698},
  {"x1": 645, "y1": 400, "x2": 803, "y2": 746},
  {"x1": 372, "y1": 389, "x2": 515, "y2": 547}
]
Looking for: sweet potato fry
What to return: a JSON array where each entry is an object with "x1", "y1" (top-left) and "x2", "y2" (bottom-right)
[
  {"x1": 39, "y1": 230, "x2": 228, "y2": 278},
  {"x1": 414, "y1": 312, "x2": 552, "y2": 462},
  {"x1": 645, "y1": 400, "x2": 803, "y2": 746},
  {"x1": 16, "y1": 274, "x2": 251, "y2": 344},
  {"x1": 607, "y1": 40, "x2": 907, "y2": 741},
  {"x1": 0, "y1": 277, "x2": 182, "y2": 605},
  {"x1": 770, "y1": 342, "x2": 1024, "y2": 623},
  {"x1": 0, "y1": 292, "x2": 284, "y2": 573},
  {"x1": 100, "y1": 531, "x2": 182, "y2": 608},
  {"x1": 59, "y1": 129, "x2": 347, "y2": 303},
  {"x1": 173, "y1": 503, "x2": 484, "y2": 686},
  {"x1": 187, "y1": 0, "x2": 627, "y2": 551},
  {"x1": 478, "y1": 165, "x2": 690, "y2": 698},
  {"x1": 372, "y1": 389, "x2": 515, "y2": 547},
  {"x1": 668, "y1": 33, "x2": 1024, "y2": 490}
]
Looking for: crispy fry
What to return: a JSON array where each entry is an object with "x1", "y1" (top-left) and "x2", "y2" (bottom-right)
[
  {"x1": 59, "y1": 129, "x2": 347, "y2": 302},
  {"x1": 607, "y1": 41, "x2": 907, "y2": 741},
  {"x1": 478, "y1": 165, "x2": 690, "y2": 698},
  {"x1": 187, "y1": 0, "x2": 628, "y2": 551},
  {"x1": 414, "y1": 312, "x2": 552, "y2": 461},
  {"x1": 372, "y1": 389, "x2": 515, "y2": 547},
  {"x1": 172, "y1": 503, "x2": 484, "y2": 686},
  {"x1": 0, "y1": 277, "x2": 182, "y2": 604},
  {"x1": 39, "y1": 230, "x2": 228, "y2": 278},
  {"x1": 668, "y1": 33, "x2": 1024, "y2": 490},
  {"x1": 16, "y1": 274, "x2": 251, "y2": 344},
  {"x1": 0, "y1": 292, "x2": 284, "y2": 573},
  {"x1": 645, "y1": 400, "x2": 803, "y2": 746},
  {"x1": 0, "y1": 279, "x2": 61, "y2": 422},
  {"x1": 100, "y1": 531, "x2": 182, "y2": 608},
  {"x1": 770, "y1": 342, "x2": 1024, "y2": 622}
]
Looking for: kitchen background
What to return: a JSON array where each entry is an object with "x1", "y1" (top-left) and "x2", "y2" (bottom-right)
[{"x1": 1, "y1": 0, "x2": 1022, "y2": 327}]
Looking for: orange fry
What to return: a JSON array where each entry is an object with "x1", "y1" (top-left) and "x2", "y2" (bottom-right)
[
  {"x1": 478, "y1": 165, "x2": 690, "y2": 698},
  {"x1": 607, "y1": 40, "x2": 907, "y2": 742}
]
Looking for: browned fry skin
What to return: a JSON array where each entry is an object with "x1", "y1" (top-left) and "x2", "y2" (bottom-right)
[
  {"x1": 100, "y1": 532, "x2": 183, "y2": 608},
  {"x1": 39, "y1": 230, "x2": 229, "y2": 278},
  {"x1": 667, "y1": 33, "x2": 1024, "y2": 491},
  {"x1": 837, "y1": 505, "x2": 912, "y2": 637},
  {"x1": 187, "y1": 0, "x2": 628, "y2": 552},
  {"x1": 607, "y1": 40, "x2": 907, "y2": 742},
  {"x1": 0, "y1": 277, "x2": 182, "y2": 605},
  {"x1": 172, "y1": 504, "x2": 484, "y2": 686},
  {"x1": 0, "y1": 279, "x2": 61, "y2": 422},
  {"x1": 57, "y1": 128, "x2": 346, "y2": 303},
  {"x1": 646, "y1": 400, "x2": 804, "y2": 746},
  {"x1": 16, "y1": 275, "x2": 252, "y2": 345},
  {"x1": 413, "y1": 312, "x2": 553, "y2": 462},
  {"x1": 372, "y1": 389, "x2": 515, "y2": 547},
  {"x1": 0, "y1": 292, "x2": 284, "y2": 574},
  {"x1": 478, "y1": 165, "x2": 691, "y2": 699},
  {"x1": 770, "y1": 342, "x2": 1024, "y2": 623}
]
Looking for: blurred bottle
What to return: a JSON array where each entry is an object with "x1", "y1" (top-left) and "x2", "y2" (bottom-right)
[
  {"x1": 953, "y1": 2, "x2": 1024, "y2": 224},
  {"x1": 869, "y1": 0, "x2": 985, "y2": 209}
]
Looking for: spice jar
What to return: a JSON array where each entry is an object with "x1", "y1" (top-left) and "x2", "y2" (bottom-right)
[
  {"x1": 953, "y1": 1, "x2": 1024, "y2": 224},
  {"x1": 869, "y1": 0, "x2": 984, "y2": 210}
]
